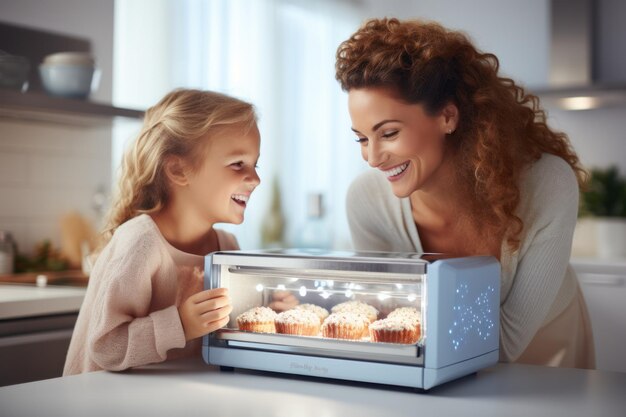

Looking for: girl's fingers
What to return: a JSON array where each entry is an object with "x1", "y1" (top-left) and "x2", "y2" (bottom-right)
[
  {"x1": 200, "y1": 304, "x2": 233, "y2": 322},
  {"x1": 191, "y1": 287, "x2": 229, "y2": 303},
  {"x1": 202, "y1": 311, "x2": 230, "y2": 331},
  {"x1": 204, "y1": 313, "x2": 231, "y2": 332},
  {"x1": 269, "y1": 294, "x2": 299, "y2": 311},
  {"x1": 194, "y1": 296, "x2": 231, "y2": 314}
]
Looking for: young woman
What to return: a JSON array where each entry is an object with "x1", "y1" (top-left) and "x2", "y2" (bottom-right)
[{"x1": 336, "y1": 18, "x2": 594, "y2": 368}]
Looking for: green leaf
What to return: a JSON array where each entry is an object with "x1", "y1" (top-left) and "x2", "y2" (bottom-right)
[{"x1": 580, "y1": 166, "x2": 626, "y2": 218}]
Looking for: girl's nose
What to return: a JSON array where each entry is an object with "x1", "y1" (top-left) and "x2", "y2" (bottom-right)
[{"x1": 247, "y1": 169, "x2": 261, "y2": 187}]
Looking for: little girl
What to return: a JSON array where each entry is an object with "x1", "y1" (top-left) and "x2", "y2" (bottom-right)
[{"x1": 63, "y1": 89, "x2": 260, "y2": 375}]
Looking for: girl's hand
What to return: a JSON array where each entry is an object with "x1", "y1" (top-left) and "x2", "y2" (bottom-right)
[
  {"x1": 178, "y1": 288, "x2": 232, "y2": 341},
  {"x1": 268, "y1": 290, "x2": 299, "y2": 312}
]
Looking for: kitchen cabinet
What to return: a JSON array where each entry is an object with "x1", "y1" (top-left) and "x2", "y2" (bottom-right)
[
  {"x1": 0, "y1": 313, "x2": 77, "y2": 386},
  {"x1": 0, "y1": 284, "x2": 86, "y2": 386},
  {"x1": 572, "y1": 258, "x2": 626, "y2": 373}
]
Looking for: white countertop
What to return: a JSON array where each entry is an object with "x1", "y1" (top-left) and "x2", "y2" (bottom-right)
[
  {"x1": 0, "y1": 284, "x2": 86, "y2": 320},
  {"x1": 571, "y1": 257, "x2": 626, "y2": 274},
  {"x1": 0, "y1": 357, "x2": 624, "y2": 417}
]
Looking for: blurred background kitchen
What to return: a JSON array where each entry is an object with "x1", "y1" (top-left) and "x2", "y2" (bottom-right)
[{"x1": 0, "y1": 0, "x2": 625, "y2": 384}]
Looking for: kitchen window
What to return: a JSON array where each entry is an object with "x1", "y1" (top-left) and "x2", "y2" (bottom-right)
[{"x1": 113, "y1": 0, "x2": 364, "y2": 250}]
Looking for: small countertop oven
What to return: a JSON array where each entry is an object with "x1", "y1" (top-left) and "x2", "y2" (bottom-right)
[{"x1": 203, "y1": 249, "x2": 500, "y2": 390}]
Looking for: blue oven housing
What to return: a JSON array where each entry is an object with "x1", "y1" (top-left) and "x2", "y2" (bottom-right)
[{"x1": 203, "y1": 250, "x2": 499, "y2": 390}]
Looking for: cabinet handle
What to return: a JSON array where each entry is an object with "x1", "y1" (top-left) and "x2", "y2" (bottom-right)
[{"x1": 580, "y1": 277, "x2": 625, "y2": 287}]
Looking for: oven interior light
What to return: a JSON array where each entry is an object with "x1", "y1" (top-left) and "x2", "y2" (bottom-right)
[
  {"x1": 255, "y1": 283, "x2": 264, "y2": 292},
  {"x1": 319, "y1": 291, "x2": 332, "y2": 299}
]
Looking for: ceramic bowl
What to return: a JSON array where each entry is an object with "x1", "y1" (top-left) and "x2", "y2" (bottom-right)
[{"x1": 39, "y1": 64, "x2": 99, "y2": 99}]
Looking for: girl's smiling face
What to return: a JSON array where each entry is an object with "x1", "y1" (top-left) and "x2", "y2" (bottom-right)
[
  {"x1": 185, "y1": 123, "x2": 261, "y2": 225},
  {"x1": 348, "y1": 87, "x2": 457, "y2": 197}
]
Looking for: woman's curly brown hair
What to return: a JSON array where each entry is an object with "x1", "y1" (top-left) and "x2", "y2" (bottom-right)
[{"x1": 336, "y1": 18, "x2": 586, "y2": 251}]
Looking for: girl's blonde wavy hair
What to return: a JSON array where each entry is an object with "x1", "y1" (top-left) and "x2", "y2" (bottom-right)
[
  {"x1": 336, "y1": 18, "x2": 586, "y2": 251},
  {"x1": 99, "y1": 88, "x2": 256, "y2": 251}
]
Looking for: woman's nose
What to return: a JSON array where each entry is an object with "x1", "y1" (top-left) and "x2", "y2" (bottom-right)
[{"x1": 365, "y1": 140, "x2": 386, "y2": 168}]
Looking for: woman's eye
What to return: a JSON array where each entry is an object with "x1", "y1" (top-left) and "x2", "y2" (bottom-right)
[
  {"x1": 382, "y1": 130, "x2": 398, "y2": 139},
  {"x1": 355, "y1": 136, "x2": 368, "y2": 144}
]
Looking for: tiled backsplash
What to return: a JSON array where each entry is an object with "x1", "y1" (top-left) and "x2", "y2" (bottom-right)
[{"x1": 0, "y1": 119, "x2": 111, "y2": 256}]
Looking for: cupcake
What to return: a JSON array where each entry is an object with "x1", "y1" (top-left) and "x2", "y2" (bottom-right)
[
  {"x1": 275, "y1": 309, "x2": 321, "y2": 336},
  {"x1": 387, "y1": 307, "x2": 421, "y2": 336},
  {"x1": 331, "y1": 301, "x2": 379, "y2": 337},
  {"x1": 236, "y1": 306, "x2": 277, "y2": 333},
  {"x1": 294, "y1": 303, "x2": 329, "y2": 324},
  {"x1": 369, "y1": 317, "x2": 421, "y2": 344},
  {"x1": 321, "y1": 312, "x2": 369, "y2": 340},
  {"x1": 331, "y1": 300, "x2": 379, "y2": 323}
]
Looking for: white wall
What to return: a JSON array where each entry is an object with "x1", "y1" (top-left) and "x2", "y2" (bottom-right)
[
  {"x1": 0, "y1": 0, "x2": 115, "y2": 256},
  {"x1": 358, "y1": 0, "x2": 550, "y2": 89},
  {"x1": 548, "y1": 107, "x2": 626, "y2": 173},
  {"x1": 0, "y1": 121, "x2": 111, "y2": 257}
]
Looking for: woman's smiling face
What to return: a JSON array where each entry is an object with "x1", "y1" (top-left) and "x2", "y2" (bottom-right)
[{"x1": 348, "y1": 87, "x2": 456, "y2": 198}]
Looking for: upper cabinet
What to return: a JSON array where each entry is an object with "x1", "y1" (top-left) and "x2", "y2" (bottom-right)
[{"x1": 535, "y1": 0, "x2": 626, "y2": 110}]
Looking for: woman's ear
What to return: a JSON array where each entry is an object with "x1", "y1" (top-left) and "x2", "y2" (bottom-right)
[
  {"x1": 164, "y1": 156, "x2": 189, "y2": 187},
  {"x1": 441, "y1": 102, "x2": 459, "y2": 134}
]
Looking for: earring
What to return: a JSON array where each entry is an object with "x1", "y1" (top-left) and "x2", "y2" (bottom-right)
[{"x1": 447, "y1": 129, "x2": 453, "y2": 134}]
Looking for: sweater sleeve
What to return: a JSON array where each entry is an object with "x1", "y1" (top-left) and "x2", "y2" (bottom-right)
[
  {"x1": 499, "y1": 156, "x2": 580, "y2": 361},
  {"x1": 87, "y1": 230, "x2": 186, "y2": 371}
]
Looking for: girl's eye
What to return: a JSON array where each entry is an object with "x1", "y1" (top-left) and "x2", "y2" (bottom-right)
[
  {"x1": 230, "y1": 162, "x2": 244, "y2": 169},
  {"x1": 355, "y1": 136, "x2": 368, "y2": 144},
  {"x1": 382, "y1": 130, "x2": 398, "y2": 139}
]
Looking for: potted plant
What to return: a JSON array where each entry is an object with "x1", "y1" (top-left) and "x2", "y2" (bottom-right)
[{"x1": 580, "y1": 166, "x2": 626, "y2": 259}]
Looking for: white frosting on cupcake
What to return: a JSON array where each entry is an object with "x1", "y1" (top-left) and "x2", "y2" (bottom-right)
[
  {"x1": 322, "y1": 311, "x2": 369, "y2": 326},
  {"x1": 370, "y1": 317, "x2": 416, "y2": 331},
  {"x1": 294, "y1": 304, "x2": 329, "y2": 322},
  {"x1": 276, "y1": 309, "x2": 319, "y2": 325},
  {"x1": 387, "y1": 307, "x2": 420, "y2": 324},
  {"x1": 331, "y1": 301, "x2": 379, "y2": 322},
  {"x1": 237, "y1": 306, "x2": 277, "y2": 323}
]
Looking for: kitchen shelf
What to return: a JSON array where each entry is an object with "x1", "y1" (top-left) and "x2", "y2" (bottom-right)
[
  {"x1": 0, "y1": 89, "x2": 144, "y2": 126},
  {"x1": 0, "y1": 270, "x2": 88, "y2": 287}
]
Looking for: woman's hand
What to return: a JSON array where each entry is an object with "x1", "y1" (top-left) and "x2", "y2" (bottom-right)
[
  {"x1": 178, "y1": 287, "x2": 232, "y2": 341},
  {"x1": 268, "y1": 290, "x2": 299, "y2": 312}
]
